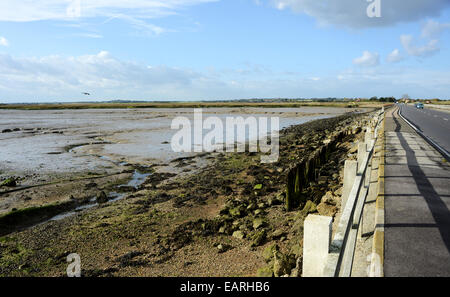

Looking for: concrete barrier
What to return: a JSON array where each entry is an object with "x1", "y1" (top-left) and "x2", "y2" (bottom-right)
[
  {"x1": 342, "y1": 160, "x2": 357, "y2": 208},
  {"x1": 302, "y1": 215, "x2": 332, "y2": 277},
  {"x1": 301, "y1": 110, "x2": 385, "y2": 277},
  {"x1": 357, "y1": 142, "x2": 367, "y2": 174}
]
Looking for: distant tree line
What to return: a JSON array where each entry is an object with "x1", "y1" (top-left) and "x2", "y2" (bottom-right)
[{"x1": 369, "y1": 96, "x2": 396, "y2": 102}]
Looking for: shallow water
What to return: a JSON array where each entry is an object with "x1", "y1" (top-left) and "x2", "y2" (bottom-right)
[{"x1": 0, "y1": 107, "x2": 363, "y2": 175}]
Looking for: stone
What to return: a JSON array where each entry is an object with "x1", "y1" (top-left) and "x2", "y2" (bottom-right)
[
  {"x1": 229, "y1": 207, "x2": 242, "y2": 218},
  {"x1": 247, "y1": 203, "x2": 256, "y2": 211},
  {"x1": 217, "y1": 244, "x2": 231, "y2": 253},
  {"x1": 256, "y1": 265, "x2": 273, "y2": 277},
  {"x1": 96, "y1": 191, "x2": 109, "y2": 204},
  {"x1": 251, "y1": 230, "x2": 266, "y2": 247},
  {"x1": 263, "y1": 243, "x2": 279, "y2": 262},
  {"x1": 253, "y1": 184, "x2": 263, "y2": 190},
  {"x1": 317, "y1": 203, "x2": 338, "y2": 217},
  {"x1": 232, "y1": 230, "x2": 245, "y2": 239},
  {"x1": 320, "y1": 191, "x2": 336, "y2": 205},
  {"x1": 273, "y1": 251, "x2": 294, "y2": 277},
  {"x1": 271, "y1": 229, "x2": 285, "y2": 240},
  {"x1": 253, "y1": 218, "x2": 265, "y2": 230},
  {"x1": 300, "y1": 200, "x2": 317, "y2": 216}
]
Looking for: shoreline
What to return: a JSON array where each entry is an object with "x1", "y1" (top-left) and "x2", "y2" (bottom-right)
[{"x1": 0, "y1": 109, "x2": 377, "y2": 277}]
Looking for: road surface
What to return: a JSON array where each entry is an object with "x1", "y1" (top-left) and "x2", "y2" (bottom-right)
[
  {"x1": 383, "y1": 107, "x2": 450, "y2": 276},
  {"x1": 399, "y1": 104, "x2": 450, "y2": 154}
]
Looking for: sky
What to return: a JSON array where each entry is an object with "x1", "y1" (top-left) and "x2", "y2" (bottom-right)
[{"x1": 0, "y1": 0, "x2": 450, "y2": 103}]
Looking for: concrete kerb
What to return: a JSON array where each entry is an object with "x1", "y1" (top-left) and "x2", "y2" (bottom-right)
[{"x1": 369, "y1": 112, "x2": 385, "y2": 277}]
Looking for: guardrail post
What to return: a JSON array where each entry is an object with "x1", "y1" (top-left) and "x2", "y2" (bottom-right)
[
  {"x1": 342, "y1": 160, "x2": 357, "y2": 208},
  {"x1": 357, "y1": 142, "x2": 367, "y2": 174},
  {"x1": 303, "y1": 215, "x2": 333, "y2": 277},
  {"x1": 365, "y1": 130, "x2": 373, "y2": 144}
]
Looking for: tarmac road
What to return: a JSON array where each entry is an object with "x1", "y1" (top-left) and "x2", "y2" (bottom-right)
[{"x1": 399, "y1": 104, "x2": 450, "y2": 154}]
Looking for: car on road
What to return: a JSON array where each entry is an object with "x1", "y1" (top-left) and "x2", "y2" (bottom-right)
[{"x1": 415, "y1": 103, "x2": 424, "y2": 109}]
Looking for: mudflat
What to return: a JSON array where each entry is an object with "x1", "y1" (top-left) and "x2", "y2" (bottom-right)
[{"x1": 0, "y1": 106, "x2": 374, "y2": 276}]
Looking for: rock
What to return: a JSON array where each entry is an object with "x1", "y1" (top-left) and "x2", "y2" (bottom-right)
[
  {"x1": 256, "y1": 265, "x2": 273, "y2": 277},
  {"x1": 321, "y1": 191, "x2": 337, "y2": 205},
  {"x1": 290, "y1": 258, "x2": 302, "y2": 277},
  {"x1": 334, "y1": 187, "x2": 343, "y2": 196},
  {"x1": 247, "y1": 203, "x2": 256, "y2": 211},
  {"x1": 251, "y1": 230, "x2": 266, "y2": 247},
  {"x1": 232, "y1": 230, "x2": 245, "y2": 239},
  {"x1": 1, "y1": 129, "x2": 12, "y2": 133},
  {"x1": 271, "y1": 229, "x2": 285, "y2": 240},
  {"x1": 300, "y1": 200, "x2": 317, "y2": 216},
  {"x1": 254, "y1": 209, "x2": 263, "y2": 216},
  {"x1": 272, "y1": 251, "x2": 285, "y2": 277},
  {"x1": 253, "y1": 184, "x2": 263, "y2": 190},
  {"x1": 217, "y1": 244, "x2": 232, "y2": 253},
  {"x1": 317, "y1": 202, "x2": 338, "y2": 217},
  {"x1": 0, "y1": 178, "x2": 16, "y2": 187},
  {"x1": 257, "y1": 202, "x2": 266, "y2": 209},
  {"x1": 96, "y1": 191, "x2": 109, "y2": 203},
  {"x1": 273, "y1": 251, "x2": 296, "y2": 277},
  {"x1": 229, "y1": 207, "x2": 242, "y2": 218},
  {"x1": 263, "y1": 243, "x2": 279, "y2": 262},
  {"x1": 289, "y1": 242, "x2": 302, "y2": 258},
  {"x1": 253, "y1": 218, "x2": 265, "y2": 230}
]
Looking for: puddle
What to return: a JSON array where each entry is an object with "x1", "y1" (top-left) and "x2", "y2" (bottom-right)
[{"x1": 45, "y1": 169, "x2": 151, "y2": 223}]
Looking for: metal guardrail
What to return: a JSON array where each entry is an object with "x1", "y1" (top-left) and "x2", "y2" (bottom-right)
[{"x1": 302, "y1": 108, "x2": 385, "y2": 277}]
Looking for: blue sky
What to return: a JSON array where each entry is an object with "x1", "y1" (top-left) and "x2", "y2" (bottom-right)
[{"x1": 1, "y1": 0, "x2": 450, "y2": 102}]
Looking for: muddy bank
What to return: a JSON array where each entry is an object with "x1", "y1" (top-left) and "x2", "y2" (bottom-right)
[{"x1": 0, "y1": 110, "x2": 376, "y2": 277}]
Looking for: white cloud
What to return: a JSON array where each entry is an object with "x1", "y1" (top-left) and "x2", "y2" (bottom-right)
[
  {"x1": 0, "y1": 0, "x2": 216, "y2": 35},
  {"x1": 0, "y1": 1, "x2": 218, "y2": 22},
  {"x1": 0, "y1": 36, "x2": 9, "y2": 46},
  {"x1": 386, "y1": 49, "x2": 404, "y2": 63},
  {"x1": 421, "y1": 19, "x2": 450, "y2": 39},
  {"x1": 271, "y1": 0, "x2": 450, "y2": 28},
  {"x1": 0, "y1": 51, "x2": 203, "y2": 100},
  {"x1": 400, "y1": 35, "x2": 440, "y2": 57},
  {"x1": 1, "y1": 51, "x2": 450, "y2": 102},
  {"x1": 353, "y1": 51, "x2": 380, "y2": 67}
]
